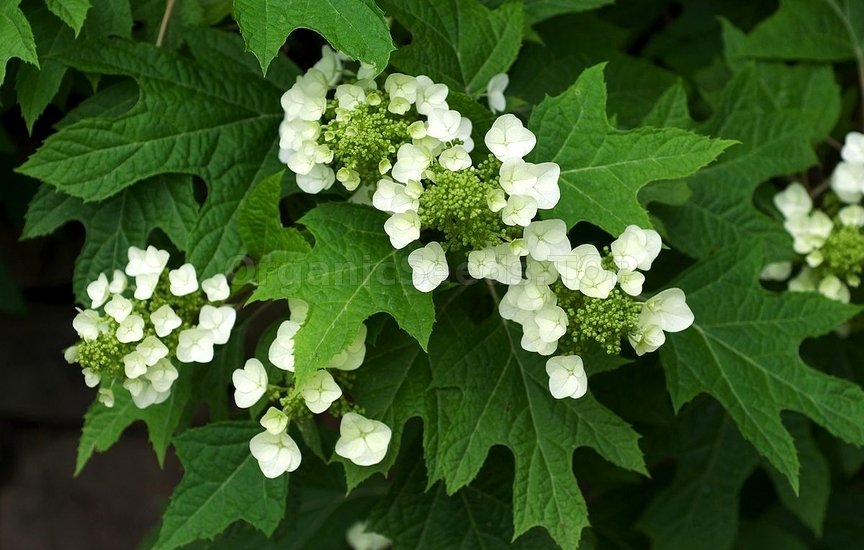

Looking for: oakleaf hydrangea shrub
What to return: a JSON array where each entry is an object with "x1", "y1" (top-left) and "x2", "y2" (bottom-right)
[{"x1": 9, "y1": 0, "x2": 864, "y2": 549}]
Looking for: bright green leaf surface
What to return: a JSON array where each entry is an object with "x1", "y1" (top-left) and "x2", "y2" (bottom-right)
[
  {"x1": 0, "y1": 0, "x2": 39, "y2": 86},
  {"x1": 76, "y1": 374, "x2": 191, "y2": 474},
  {"x1": 22, "y1": 177, "x2": 198, "y2": 304},
  {"x1": 237, "y1": 171, "x2": 310, "y2": 259},
  {"x1": 426, "y1": 303, "x2": 647, "y2": 548},
  {"x1": 529, "y1": 64, "x2": 734, "y2": 235},
  {"x1": 638, "y1": 400, "x2": 759, "y2": 550},
  {"x1": 639, "y1": 81, "x2": 695, "y2": 130},
  {"x1": 381, "y1": 0, "x2": 523, "y2": 96},
  {"x1": 153, "y1": 421, "x2": 288, "y2": 550},
  {"x1": 655, "y1": 65, "x2": 820, "y2": 262},
  {"x1": 233, "y1": 0, "x2": 393, "y2": 75},
  {"x1": 662, "y1": 240, "x2": 864, "y2": 490},
  {"x1": 45, "y1": 0, "x2": 91, "y2": 35},
  {"x1": 737, "y1": 0, "x2": 864, "y2": 62},
  {"x1": 17, "y1": 37, "x2": 285, "y2": 277},
  {"x1": 250, "y1": 202, "x2": 435, "y2": 392}
]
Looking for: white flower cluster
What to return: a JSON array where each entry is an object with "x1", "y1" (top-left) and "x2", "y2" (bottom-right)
[
  {"x1": 762, "y1": 132, "x2": 864, "y2": 303},
  {"x1": 275, "y1": 53, "x2": 696, "y2": 405},
  {"x1": 278, "y1": 45, "x2": 472, "y2": 198},
  {"x1": 487, "y1": 224, "x2": 693, "y2": 400},
  {"x1": 66, "y1": 246, "x2": 233, "y2": 408},
  {"x1": 380, "y1": 113, "x2": 563, "y2": 294},
  {"x1": 232, "y1": 298, "x2": 392, "y2": 477}
]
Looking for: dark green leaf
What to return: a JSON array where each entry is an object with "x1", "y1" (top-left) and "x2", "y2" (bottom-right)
[
  {"x1": 22, "y1": 177, "x2": 198, "y2": 303},
  {"x1": 662, "y1": 239, "x2": 864, "y2": 490},
  {"x1": 153, "y1": 421, "x2": 289, "y2": 550},
  {"x1": 638, "y1": 400, "x2": 760, "y2": 550},
  {"x1": 18, "y1": 37, "x2": 284, "y2": 278},
  {"x1": 237, "y1": 170, "x2": 310, "y2": 259},
  {"x1": 382, "y1": 0, "x2": 523, "y2": 96},
  {"x1": 250, "y1": 202, "x2": 435, "y2": 392},
  {"x1": 529, "y1": 64, "x2": 734, "y2": 235},
  {"x1": 233, "y1": 0, "x2": 393, "y2": 75},
  {"x1": 76, "y1": 372, "x2": 191, "y2": 474}
]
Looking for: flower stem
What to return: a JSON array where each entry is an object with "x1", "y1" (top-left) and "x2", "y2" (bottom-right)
[{"x1": 156, "y1": 0, "x2": 176, "y2": 47}]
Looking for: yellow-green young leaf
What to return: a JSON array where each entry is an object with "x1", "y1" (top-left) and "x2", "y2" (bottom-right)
[
  {"x1": 44, "y1": 0, "x2": 91, "y2": 35},
  {"x1": 425, "y1": 307, "x2": 647, "y2": 548},
  {"x1": 75, "y1": 373, "x2": 191, "y2": 474},
  {"x1": 17, "y1": 37, "x2": 286, "y2": 278},
  {"x1": 233, "y1": 0, "x2": 393, "y2": 75},
  {"x1": 381, "y1": 0, "x2": 523, "y2": 96},
  {"x1": 654, "y1": 61, "x2": 829, "y2": 262},
  {"x1": 662, "y1": 239, "x2": 864, "y2": 491},
  {"x1": 249, "y1": 203, "x2": 435, "y2": 392},
  {"x1": 528, "y1": 64, "x2": 735, "y2": 235},
  {"x1": 0, "y1": 0, "x2": 39, "y2": 86},
  {"x1": 737, "y1": 0, "x2": 864, "y2": 61},
  {"x1": 482, "y1": 0, "x2": 613, "y2": 26},
  {"x1": 153, "y1": 422, "x2": 289, "y2": 550},
  {"x1": 22, "y1": 177, "x2": 198, "y2": 304},
  {"x1": 236, "y1": 171, "x2": 310, "y2": 259},
  {"x1": 637, "y1": 400, "x2": 760, "y2": 550}
]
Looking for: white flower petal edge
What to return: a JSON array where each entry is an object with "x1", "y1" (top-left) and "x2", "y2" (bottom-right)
[
  {"x1": 407, "y1": 241, "x2": 449, "y2": 292},
  {"x1": 545, "y1": 355, "x2": 588, "y2": 399},
  {"x1": 301, "y1": 370, "x2": 343, "y2": 414},
  {"x1": 233, "y1": 358, "x2": 269, "y2": 409},
  {"x1": 250, "y1": 430, "x2": 302, "y2": 478},
  {"x1": 334, "y1": 412, "x2": 392, "y2": 466}
]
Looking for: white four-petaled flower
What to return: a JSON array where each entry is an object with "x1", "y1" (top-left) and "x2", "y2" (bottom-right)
[
  {"x1": 201, "y1": 274, "x2": 230, "y2": 302},
  {"x1": 545, "y1": 355, "x2": 588, "y2": 399},
  {"x1": 301, "y1": 370, "x2": 343, "y2": 414},
  {"x1": 407, "y1": 241, "x2": 449, "y2": 292},
  {"x1": 233, "y1": 358, "x2": 269, "y2": 409},
  {"x1": 486, "y1": 73, "x2": 509, "y2": 114},
  {"x1": 334, "y1": 412, "x2": 392, "y2": 466},
  {"x1": 250, "y1": 430, "x2": 302, "y2": 478},
  {"x1": 484, "y1": 114, "x2": 536, "y2": 162},
  {"x1": 175, "y1": 328, "x2": 215, "y2": 363}
]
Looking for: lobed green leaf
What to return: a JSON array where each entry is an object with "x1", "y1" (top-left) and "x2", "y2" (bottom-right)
[
  {"x1": 233, "y1": 0, "x2": 393, "y2": 75},
  {"x1": 529, "y1": 64, "x2": 734, "y2": 236}
]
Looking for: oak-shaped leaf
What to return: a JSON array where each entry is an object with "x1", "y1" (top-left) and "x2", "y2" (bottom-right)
[
  {"x1": 662, "y1": 239, "x2": 864, "y2": 491},
  {"x1": 528, "y1": 64, "x2": 734, "y2": 235}
]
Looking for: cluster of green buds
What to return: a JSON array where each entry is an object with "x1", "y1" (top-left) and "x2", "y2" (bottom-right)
[{"x1": 66, "y1": 245, "x2": 234, "y2": 408}]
